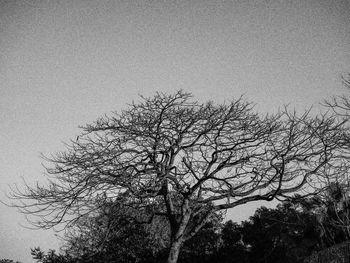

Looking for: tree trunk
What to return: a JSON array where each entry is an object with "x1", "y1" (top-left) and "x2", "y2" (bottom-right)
[
  {"x1": 167, "y1": 238, "x2": 183, "y2": 263},
  {"x1": 166, "y1": 198, "x2": 191, "y2": 263}
]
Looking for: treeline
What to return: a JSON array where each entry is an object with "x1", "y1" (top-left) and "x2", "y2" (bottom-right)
[{"x1": 30, "y1": 183, "x2": 350, "y2": 263}]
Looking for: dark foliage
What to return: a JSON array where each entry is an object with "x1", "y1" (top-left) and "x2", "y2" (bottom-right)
[
  {"x1": 32, "y1": 190, "x2": 350, "y2": 263},
  {"x1": 0, "y1": 260, "x2": 22, "y2": 263}
]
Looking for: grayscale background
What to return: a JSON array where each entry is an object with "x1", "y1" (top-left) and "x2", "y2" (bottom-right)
[{"x1": 1, "y1": 0, "x2": 350, "y2": 262}]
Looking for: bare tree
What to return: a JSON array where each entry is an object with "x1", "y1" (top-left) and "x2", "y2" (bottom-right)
[
  {"x1": 325, "y1": 74, "x2": 350, "y2": 119},
  {"x1": 319, "y1": 74, "x2": 350, "y2": 244},
  {"x1": 11, "y1": 91, "x2": 344, "y2": 263}
]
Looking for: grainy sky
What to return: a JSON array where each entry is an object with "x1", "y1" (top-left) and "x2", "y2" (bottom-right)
[{"x1": 0, "y1": 0, "x2": 349, "y2": 262}]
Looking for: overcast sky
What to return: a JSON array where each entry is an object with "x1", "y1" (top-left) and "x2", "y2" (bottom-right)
[{"x1": 0, "y1": 0, "x2": 350, "y2": 262}]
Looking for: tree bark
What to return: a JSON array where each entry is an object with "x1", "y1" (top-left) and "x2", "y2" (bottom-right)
[
  {"x1": 166, "y1": 198, "x2": 191, "y2": 263},
  {"x1": 167, "y1": 238, "x2": 183, "y2": 263}
]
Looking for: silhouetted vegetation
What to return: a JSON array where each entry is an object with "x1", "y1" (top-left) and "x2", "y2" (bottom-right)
[
  {"x1": 31, "y1": 190, "x2": 350, "y2": 263},
  {"x1": 0, "y1": 260, "x2": 22, "y2": 263}
]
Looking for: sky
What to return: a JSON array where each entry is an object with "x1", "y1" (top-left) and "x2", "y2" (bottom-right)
[{"x1": 0, "y1": 0, "x2": 349, "y2": 262}]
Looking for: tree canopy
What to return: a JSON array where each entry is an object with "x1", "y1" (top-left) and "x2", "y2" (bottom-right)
[{"x1": 12, "y1": 91, "x2": 345, "y2": 263}]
